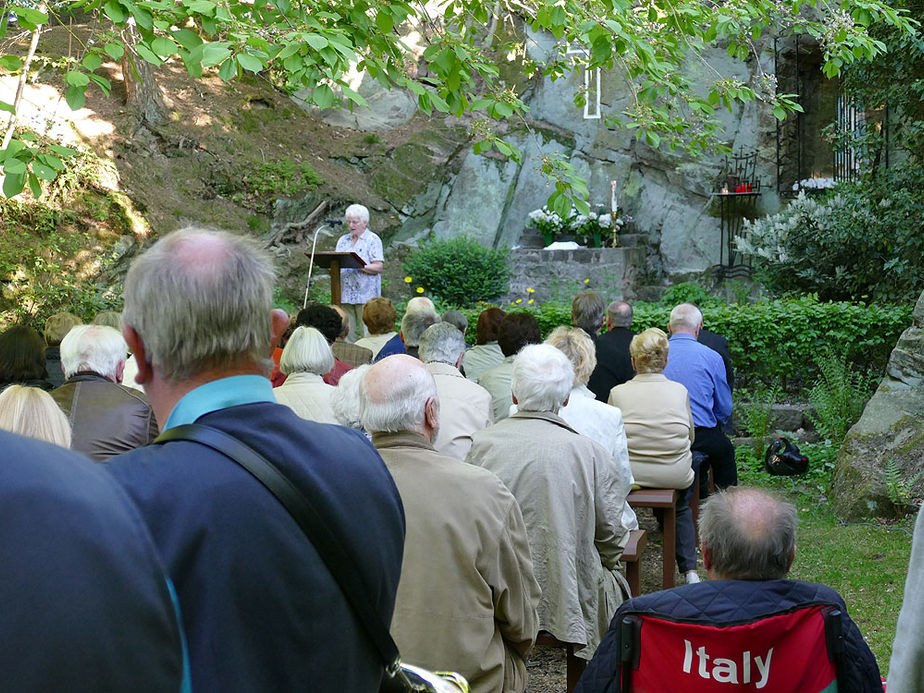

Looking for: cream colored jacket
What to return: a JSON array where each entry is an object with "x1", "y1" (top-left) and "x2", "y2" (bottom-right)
[
  {"x1": 426, "y1": 361, "x2": 493, "y2": 461},
  {"x1": 608, "y1": 372, "x2": 695, "y2": 489},
  {"x1": 375, "y1": 431, "x2": 540, "y2": 693},
  {"x1": 273, "y1": 372, "x2": 339, "y2": 425}
]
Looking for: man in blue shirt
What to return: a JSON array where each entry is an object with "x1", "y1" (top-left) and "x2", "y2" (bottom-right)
[
  {"x1": 108, "y1": 228, "x2": 405, "y2": 692},
  {"x1": 663, "y1": 302, "x2": 737, "y2": 490}
]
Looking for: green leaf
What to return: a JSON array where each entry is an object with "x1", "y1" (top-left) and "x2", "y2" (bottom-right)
[
  {"x1": 135, "y1": 43, "x2": 163, "y2": 65},
  {"x1": 772, "y1": 105, "x2": 786, "y2": 121},
  {"x1": 65, "y1": 70, "x2": 90, "y2": 87},
  {"x1": 236, "y1": 52, "x2": 263, "y2": 73},
  {"x1": 15, "y1": 6, "x2": 49, "y2": 26},
  {"x1": 313, "y1": 84, "x2": 335, "y2": 109},
  {"x1": 33, "y1": 163, "x2": 57, "y2": 181},
  {"x1": 0, "y1": 100, "x2": 14, "y2": 114},
  {"x1": 3, "y1": 171, "x2": 26, "y2": 198},
  {"x1": 3, "y1": 157, "x2": 27, "y2": 175},
  {"x1": 104, "y1": 42, "x2": 125, "y2": 60},
  {"x1": 201, "y1": 42, "x2": 232, "y2": 67},
  {"x1": 103, "y1": 0, "x2": 127, "y2": 22},
  {"x1": 48, "y1": 145, "x2": 76, "y2": 157},
  {"x1": 276, "y1": 43, "x2": 302, "y2": 61},
  {"x1": 27, "y1": 172, "x2": 42, "y2": 198},
  {"x1": 644, "y1": 130, "x2": 661, "y2": 148},
  {"x1": 89, "y1": 74, "x2": 111, "y2": 96},
  {"x1": 82, "y1": 53, "x2": 102, "y2": 71},
  {"x1": 0, "y1": 55, "x2": 23, "y2": 71},
  {"x1": 218, "y1": 57, "x2": 236, "y2": 81},
  {"x1": 172, "y1": 29, "x2": 202, "y2": 51},
  {"x1": 37, "y1": 154, "x2": 65, "y2": 171},
  {"x1": 152, "y1": 37, "x2": 176, "y2": 57},
  {"x1": 375, "y1": 11, "x2": 393, "y2": 33},
  {"x1": 65, "y1": 85, "x2": 86, "y2": 111},
  {"x1": 189, "y1": 0, "x2": 216, "y2": 14}
]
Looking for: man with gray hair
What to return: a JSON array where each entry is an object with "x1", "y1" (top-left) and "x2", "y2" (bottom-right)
[
  {"x1": 587, "y1": 300, "x2": 636, "y2": 401},
  {"x1": 571, "y1": 290, "x2": 606, "y2": 336},
  {"x1": 663, "y1": 302, "x2": 736, "y2": 491},
  {"x1": 50, "y1": 324, "x2": 157, "y2": 461},
  {"x1": 107, "y1": 227, "x2": 404, "y2": 691},
  {"x1": 361, "y1": 354, "x2": 540, "y2": 693},
  {"x1": 467, "y1": 343, "x2": 631, "y2": 660},
  {"x1": 418, "y1": 322, "x2": 492, "y2": 460},
  {"x1": 578, "y1": 487, "x2": 882, "y2": 692},
  {"x1": 374, "y1": 296, "x2": 438, "y2": 361}
]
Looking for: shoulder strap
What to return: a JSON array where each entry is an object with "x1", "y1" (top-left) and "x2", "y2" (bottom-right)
[{"x1": 155, "y1": 423, "x2": 401, "y2": 674}]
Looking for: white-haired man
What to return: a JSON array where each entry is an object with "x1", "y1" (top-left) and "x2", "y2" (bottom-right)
[
  {"x1": 663, "y1": 302, "x2": 736, "y2": 491},
  {"x1": 107, "y1": 227, "x2": 404, "y2": 692},
  {"x1": 336, "y1": 203, "x2": 384, "y2": 341},
  {"x1": 466, "y1": 343, "x2": 630, "y2": 660},
  {"x1": 418, "y1": 322, "x2": 493, "y2": 460},
  {"x1": 50, "y1": 323, "x2": 158, "y2": 461},
  {"x1": 362, "y1": 354, "x2": 540, "y2": 693}
]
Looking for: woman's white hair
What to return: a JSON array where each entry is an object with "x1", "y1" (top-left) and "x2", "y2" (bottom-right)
[
  {"x1": 0, "y1": 385, "x2": 72, "y2": 447},
  {"x1": 60, "y1": 324, "x2": 128, "y2": 380},
  {"x1": 512, "y1": 343, "x2": 574, "y2": 413},
  {"x1": 544, "y1": 326, "x2": 596, "y2": 386},
  {"x1": 344, "y1": 204, "x2": 369, "y2": 224},
  {"x1": 331, "y1": 365, "x2": 370, "y2": 431},
  {"x1": 279, "y1": 326, "x2": 335, "y2": 376}
]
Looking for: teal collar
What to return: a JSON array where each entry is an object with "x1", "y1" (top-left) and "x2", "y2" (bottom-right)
[{"x1": 163, "y1": 375, "x2": 276, "y2": 431}]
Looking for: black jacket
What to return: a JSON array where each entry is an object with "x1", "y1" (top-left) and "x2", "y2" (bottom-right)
[{"x1": 588, "y1": 328, "x2": 636, "y2": 402}]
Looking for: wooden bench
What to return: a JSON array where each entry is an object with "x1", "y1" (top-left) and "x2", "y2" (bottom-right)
[
  {"x1": 534, "y1": 529, "x2": 647, "y2": 693},
  {"x1": 627, "y1": 489, "x2": 678, "y2": 589}
]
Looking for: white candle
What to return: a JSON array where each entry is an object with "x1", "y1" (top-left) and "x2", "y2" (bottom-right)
[{"x1": 610, "y1": 180, "x2": 617, "y2": 213}]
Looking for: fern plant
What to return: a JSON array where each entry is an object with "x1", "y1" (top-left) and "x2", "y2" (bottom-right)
[
  {"x1": 808, "y1": 348, "x2": 873, "y2": 443},
  {"x1": 881, "y1": 459, "x2": 922, "y2": 516}
]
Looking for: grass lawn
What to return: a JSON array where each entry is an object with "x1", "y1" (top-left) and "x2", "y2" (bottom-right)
[{"x1": 737, "y1": 443, "x2": 916, "y2": 676}]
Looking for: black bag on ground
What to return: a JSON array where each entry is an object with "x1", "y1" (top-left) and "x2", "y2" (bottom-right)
[{"x1": 764, "y1": 437, "x2": 809, "y2": 476}]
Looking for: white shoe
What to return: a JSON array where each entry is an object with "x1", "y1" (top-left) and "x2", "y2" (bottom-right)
[{"x1": 685, "y1": 570, "x2": 701, "y2": 584}]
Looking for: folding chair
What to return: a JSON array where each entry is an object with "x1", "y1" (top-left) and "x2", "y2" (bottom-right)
[{"x1": 616, "y1": 604, "x2": 844, "y2": 692}]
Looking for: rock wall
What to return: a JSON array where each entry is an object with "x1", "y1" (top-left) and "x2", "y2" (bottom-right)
[{"x1": 831, "y1": 290, "x2": 924, "y2": 519}]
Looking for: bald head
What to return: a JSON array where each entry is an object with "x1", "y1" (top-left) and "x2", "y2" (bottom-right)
[
  {"x1": 606, "y1": 301, "x2": 633, "y2": 329},
  {"x1": 669, "y1": 302, "x2": 703, "y2": 336},
  {"x1": 360, "y1": 355, "x2": 439, "y2": 439},
  {"x1": 699, "y1": 487, "x2": 797, "y2": 580}
]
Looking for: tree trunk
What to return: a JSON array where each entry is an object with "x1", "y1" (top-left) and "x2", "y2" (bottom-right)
[
  {"x1": 1, "y1": 3, "x2": 47, "y2": 150},
  {"x1": 120, "y1": 21, "x2": 166, "y2": 126}
]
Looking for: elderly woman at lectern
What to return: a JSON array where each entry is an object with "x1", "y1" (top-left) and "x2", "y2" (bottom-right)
[{"x1": 335, "y1": 204, "x2": 384, "y2": 342}]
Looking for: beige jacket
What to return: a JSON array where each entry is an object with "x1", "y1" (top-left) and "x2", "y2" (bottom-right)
[
  {"x1": 608, "y1": 373, "x2": 694, "y2": 489},
  {"x1": 466, "y1": 411, "x2": 629, "y2": 658},
  {"x1": 477, "y1": 356, "x2": 516, "y2": 422},
  {"x1": 426, "y1": 361, "x2": 493, "y2": 461},
  {"x1": 462, "y1": 342, "x2": 505, "y2": 383},
  {"x1": 374, "y1": 431, "x2": 540, "y2": 693},
  {"x1": 272, "y1": 372, "x2": 339, "y2": 424}
]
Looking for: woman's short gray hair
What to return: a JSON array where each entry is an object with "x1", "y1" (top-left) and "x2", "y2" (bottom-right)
[
  {"x1": 60, "y1": 324, "x2": 128, "y2": 380},
  {"x1": 512, "y1": 343, "x2": 574, "y2": 413},
  {"x1": 359, "y1": 356, "x2": 437, "y2": 434},
  {"x1": 331, "y1": 365, "x2": 370, "y2": 431},
  {"x1": 419, "y1": 323, "x2": 465, "y2": 365},
  {"x1": 122, "y1": 227, "x2": 275, "y2": 383},
  {"x1": 344, "y1": 204, "x2": 369, "y2": 224},
  {"x1": 279, "y1": 326, "x2": 335, "y2": 376},
  {"x1": 699, "y1": 486, "x2": 798, "y2": 580},
  {"x1": 545, "y1": 326, "x2": 596, "y2": 386}
]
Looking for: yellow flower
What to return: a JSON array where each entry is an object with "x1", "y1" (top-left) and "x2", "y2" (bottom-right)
[
  {"x1": 527, "y1": 288, "x2": 535, "y2": 293},
  {"x1": 416, "y1": 286, "x2": 424, "y2": 294},
  {"x1": 404, "y1": 276, "x2": 412, "y2": 283},
  {"x1": 528, "y1": 298, "x2": 534, "y2": 305},
  {"x1": 515, "y1": 298, "x2": 523, "y2": 304},
  {"x1": 584, "y1": 278, "x2": 590, "y2": 284}
]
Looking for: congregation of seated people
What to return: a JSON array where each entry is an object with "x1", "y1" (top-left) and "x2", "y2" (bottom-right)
[{"x1": 0, "y1": 229, "x2": 912, "y2": 693}]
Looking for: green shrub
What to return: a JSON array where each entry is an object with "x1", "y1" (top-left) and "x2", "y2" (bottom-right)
[
  {"x1": 403, "y1": 237, "x2": 510, "y2": 307},
  {"x1": 242, "y1": 158, "x2": 323, "y2": 199},
  {"x1": 737, "y1": 163, "x2": 924, "y2": 302}
]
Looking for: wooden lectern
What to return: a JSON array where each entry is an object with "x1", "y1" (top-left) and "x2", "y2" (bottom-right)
[{"x1": 307, "y1": 251, "x2": 366, "y2": 304}]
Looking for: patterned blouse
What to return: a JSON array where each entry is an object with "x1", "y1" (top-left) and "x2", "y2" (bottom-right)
[{"x1": 334, "y1": 230, "x2": 384, "y2": 304}]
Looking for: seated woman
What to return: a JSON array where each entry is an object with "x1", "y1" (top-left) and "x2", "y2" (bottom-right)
[
  {"x1": 608, "y1": 328, "x2": 699, "y2": 584},
  {"x1": 0, "y1": 384, "x2": 72, "y2": 448},
  {"x1": 273, "y1": 326, "x2": 339, "y2": 424},
  {"x1": 544, "y1": 326, "x2": 638, "y2": 531},
  {"x1": 0, "y1": 325, "x2": 54, "y2": 392}
]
